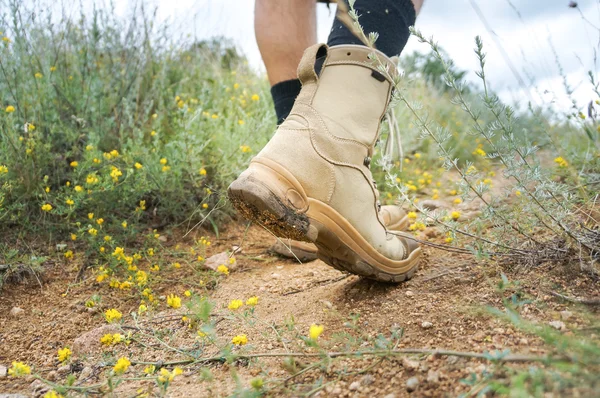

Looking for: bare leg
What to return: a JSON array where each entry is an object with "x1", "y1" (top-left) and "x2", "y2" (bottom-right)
[
  {"x1": 255, "y1": 0, "x2": 317, "y2": 86},
  {"x1": 412, "y1": 0, "x2": 424, "y2": 14}
]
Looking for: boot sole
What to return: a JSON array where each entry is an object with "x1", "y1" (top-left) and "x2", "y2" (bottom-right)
[{"x1": 228, "y1": 159, "x2": 421, "y2": 283}]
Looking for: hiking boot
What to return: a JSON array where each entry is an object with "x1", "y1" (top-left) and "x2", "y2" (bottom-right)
[
  {"x1": 270, "y1": 205, "x2": 410, "y2": 262},
  {"x1": 228, "y1": 44, "x2": 422, "y2": 282}
]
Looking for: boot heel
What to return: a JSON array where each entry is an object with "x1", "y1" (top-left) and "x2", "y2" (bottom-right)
[{"x1": 227, "y1": 161, "x2": 312, "y2": 242}]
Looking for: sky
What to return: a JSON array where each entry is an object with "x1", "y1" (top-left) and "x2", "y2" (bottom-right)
[{"x1": 100, "y1": 0, "x2": 600, "y2": 113}]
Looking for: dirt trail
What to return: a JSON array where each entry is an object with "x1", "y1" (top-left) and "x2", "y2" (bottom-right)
[{"x1": 0, "y1": 223, "x2": 598, "y2": 397}]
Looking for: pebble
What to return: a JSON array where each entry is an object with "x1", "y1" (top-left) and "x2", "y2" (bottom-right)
[
  {"x1": 349, "y1": 381, "x2": 360, "y2": 391},
  {"x1": 405, "y1": 290, "x2": 414, "y2": 297},
  {"x1": 421, "y1": 321, "x2": 433, "y2": 329},
  {"x1": 72, "y1": 324, "x2": 120, "y2": 355},
  {"x1": 427, "y1": 369, "x2": 440, "y2": 384},
  {"x1": 406, "y1": 376, "x2": 420, "y2": 392},
  {"x1": 549, "y1": 320, "x2": 566, "y2": 331},
  {"x1": 361, "y1": 374, "x2": 375, "y2": 385},
  {"x1": 204, "y1": 251, "x2": 238, "y2": 271},
  {"x1": 402, "y1": 357, "x2": 420, "y2": 371},
  {"x1": 78, "y1": 366, "x2": 93, "y2": 382},
  {"x1": 9, "y1": 307, "x2": 24, "y2": 318},
  {"x1": 30, "y1": 379, "x2": 49, "y2": 395},
  {"x1": 0, "y1": 365, "x2": 7, "y2": 378},
  {"x1": 446, "y1": 355, "x2": 459, "y2": 365},
  {"x1": 57, "y1": 365, "x2": 70, "y2": 376},
  {"x1": 560, "y1": 310, "x2": 573, "y2": 321},
  {"x1": 420, "y1": 200, "x2": 449, "y2": 211},
  {"x1": 46, "y1": 371, "x2": 57, "y2": 381}
]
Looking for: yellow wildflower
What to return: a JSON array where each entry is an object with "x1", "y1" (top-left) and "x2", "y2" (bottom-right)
[
  {"x1": 66, "y1": 198, "x2": 74, "y2": 206},
  {"x1": 138, "y1": 304, "x2": 147, "y2": 314},
  {"x1": 70, "y1": 161, "x2": 78, "y2": 167},
  {"x1": 554, "y1": 157, "x2": 568, "y2": 168},
  {"x1": 240, "y1": 145, "x2": 252, "y2": 153},
  {"x1": 113, "y1": 357, "x2": 131, "y2": 375},
  {"x1": 104, "y1": 308, "x2": 122, "y2": 323},
  {"x1": 35, "y1": 72, "x2": 43, "y2": 78},
  {"x1": 246, "y1": 296, "x2": 259, "y2": 306},
  {"x1": 251, "y1": 94, "x2": 260, "y2": 101},
  {"x1": 228, "y1": 299, "x2": 243, "y2": 310},
  {"x1": 199, "y1": 168, "x2": 207, "y2": 176},
  {"x1": 211, "y1": 113, "x2": 218, "y2": 119},
  {"x1": 122, "y1": 221, "x2": 128, "y2": 228},
  {"x1": 64, "y1": 250, "x2": 74, "y2": 259},
  {"x1": 515, "y1": 190, "x2": 522, "y2": 197},
  {"x1": 167, "y1": 294, "x2": 181, "y2": 309},
  {"x1": 71, "y1": 233, "x2": 77, "y2": 241},
  {"x1": 202, "y1": 203, "x2": 208, "y2": 209},
  {"x1": 472, "y1": 148, "x2": 486, "y2": 157},
  {"x1": 96, "y1": 218, "x2": 104, "y2": 225},
  {"x1": 309, "y1": 324, "x2": 324, "y2": 340},
  {"x1": 8, "y1": 361, "x2": 31, "y2": 377},
  {"x1": 184, "y1": 290, "x2": 191, "y2": 297},
  {"x1": 238, "y1": 119, "x2": 245, "y2": 125},
  {"x1": 5, "y1": 105, "x2": 15, "y2": 113},
  {"x1": 110, "y1": 167, "x2": 122, "y2": 182},
  {"x1": 135, "y1": 162, "x2": 143, "y2": 169},
  {"x1": 57, "y1": 347, "x2": 72, "y2": 362},
  {"x1": 74, "y1": 185, "x2": 83, "y2": 192},
  {"x1": 43, "y1": 391, "x2": 64, "y2": 398},
  {"x1": 407, "y1": 211, "x2": 417, "y2": 219},
  {"x1": 41, "y1": 203, "x2": 53, "y2": 212},
  {"x1": 217, "y1": 264, "x2": 229, "y2": 275},
  {"x1": 144, "y1": 365, "x2": 156, "y2": 375},
  {"x1": 232, "y1": 334, "x2": 248, "y2": 346},
  {"x1": 451, "y1": 211, "x2": 461, "y2": 220},
  {"x1": 0, "y1": 165, "x2": 8, "y2": 174},
  {"x1": 453, "y1": 198, "x2": 462, "y2": 205},
  {"x1": 160, "y1": 158, "x2": 167, "y2": 165}
]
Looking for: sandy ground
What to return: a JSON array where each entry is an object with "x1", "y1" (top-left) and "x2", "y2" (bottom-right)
[{"x1": 0, "y1": 223, "x2": 598, "y2": 397}]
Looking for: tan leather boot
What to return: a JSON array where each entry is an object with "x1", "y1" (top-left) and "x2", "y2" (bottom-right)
[
  {"x1": 228, "y1": 44, "x2": 422, "y2": 282},
  {"x1": 270, "y1": 205, "x2": 410, "y2": 262}
]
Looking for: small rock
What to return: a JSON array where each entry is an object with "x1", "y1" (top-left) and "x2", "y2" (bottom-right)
[
  {"x1": 349, "y1": 381, "x2": 360, "y2": 391},
  {"x1": 421, "y1": 321, "x2": 433, "y2": 329},
  {"x1": 72, "y1": 324, "x2": 120, "y2": 356},
  {"x1": 46, "y1": 371, "x2": 57, "y2": 381},
  {"x1": 158, "y1": 235, "x2": 168, "y2": 243},
  {"x1": 560, "y1": 310, "x2": 573, "y2": 321},
  {"x1": 78, "y1": 366, "x2": 93, "y2": 382},
  {"x1": 204, "y1": 252, "x2": 237, "y2": 271},
  {"x1": 406, "y1": 376, "x2": 419, "y2": 392},
  {"x1": 30, "y1": 379, "x2": 49, "y2": 394},
  {"x1": 57, "y1": 365, "x2": 70, "y2": 376},
  {"x1": 402, "y1": 357, "x2": 420, "y2": 371},
  {"x1": 361, "y1": 374, "x2": 375, "y2": 385},
  {"x1": 405, "y1": 290, "x2": 414, "y2": 297},
  {"x1": 519, "y1": 338, "x2": 529, "y2": 345},
  {"x1": 446, "y1": 355, "x2": 459, "y2": 365},
  {"x1": 420, "y1": 200, "x2": 449, "y2": 211},
  {"x1": 232, "y1": 245, "x2": 242, "y2": 254},
  {"x1": 549, "y1": 320, "x2": 566, "y2": 331},
  {"x1": 0, "y1": 365, "x2": 7, "y2": 378},
  {"x1": 426, "y1": 369, "x2": 440, "y2": 384},
  {"x1": 9, "y1": 307, "x2": 24, "y2": 318}
]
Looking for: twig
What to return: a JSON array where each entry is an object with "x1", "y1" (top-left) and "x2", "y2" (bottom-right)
[
  {"x1": 130, "y1": 347, "x2": 591, "y2": 367},
  {"x1": 550, "y1": 291, "x2": 600, "y2": 306},
  {"x1": 282, "y1": 275, "x2": 351, "y2": 296}
]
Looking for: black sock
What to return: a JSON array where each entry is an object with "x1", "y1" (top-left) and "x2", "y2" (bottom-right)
[
  {"x1": 270, "y1": 79, "x2": 302, "y2": 125},
  {"x1": 327, "y1": 0, "x2": 416, "y2": 57}
]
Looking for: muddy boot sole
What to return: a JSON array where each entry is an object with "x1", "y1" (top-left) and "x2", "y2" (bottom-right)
[{"x1": 228, "y1": 159, "x2": 421, "y2": 283}]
